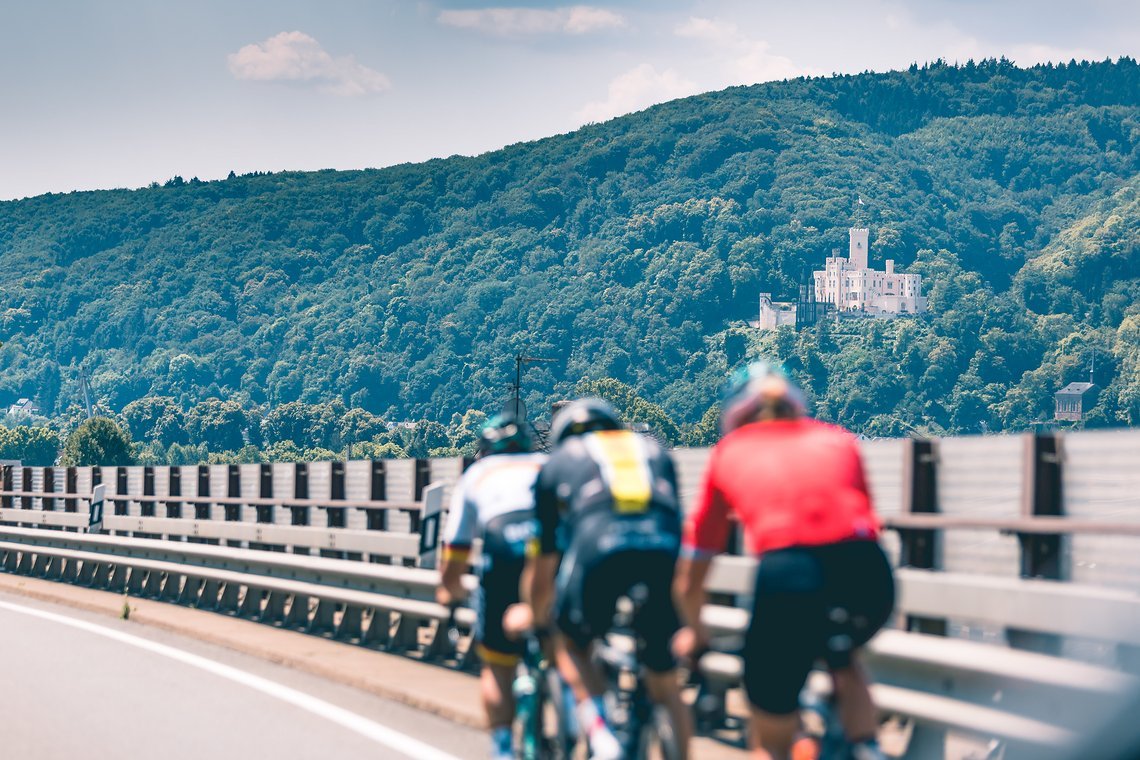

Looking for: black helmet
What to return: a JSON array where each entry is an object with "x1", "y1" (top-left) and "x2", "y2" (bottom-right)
[
  {"x1": 478, "y1": 414, "x2": 534, "y2": 456},
  {"x1": 720, "y1": 360, "x2": 806, "y2": 434},
  {"x1": 549, "y1": 398, "x2": 622, "y2": 445}
]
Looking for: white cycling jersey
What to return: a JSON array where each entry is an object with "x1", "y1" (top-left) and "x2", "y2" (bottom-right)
[{"x1": 441, "y1": 451, "x2": 548, "y2": 563}]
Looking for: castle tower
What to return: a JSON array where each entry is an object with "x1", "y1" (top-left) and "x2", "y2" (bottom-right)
[{"x1": 849, "y1": 227, "x2": 869, "y2": 269}]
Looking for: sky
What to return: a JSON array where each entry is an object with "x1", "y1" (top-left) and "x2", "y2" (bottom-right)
[{"x1": 0, "y1": 0, "x2": 1137, "y2": 201}]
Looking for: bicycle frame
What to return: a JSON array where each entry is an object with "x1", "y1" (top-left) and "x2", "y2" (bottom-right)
[
  {"x1": 514, "y1": 634, "x2": 574, "y2": 760},
  {"x1": 593, "y1": 586, "x2": 680, "y2": 760}
]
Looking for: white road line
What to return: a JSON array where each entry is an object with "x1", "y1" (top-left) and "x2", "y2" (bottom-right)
[{"x1": 0, "y1": 599, "x2": 464, "y2": 760}]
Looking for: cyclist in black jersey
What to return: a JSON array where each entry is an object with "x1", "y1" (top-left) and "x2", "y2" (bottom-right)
[{"x1": 523, "y1": 398, "x2": 692, "y2": 760}]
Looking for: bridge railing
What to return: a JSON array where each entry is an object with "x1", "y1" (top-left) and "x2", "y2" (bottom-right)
[
  {"x1": 3, "y1": 428, "x2": 1140, "y2": 756},
  {"x1": 1, "y1": 513, "x2": 1138, "y2": 758}
]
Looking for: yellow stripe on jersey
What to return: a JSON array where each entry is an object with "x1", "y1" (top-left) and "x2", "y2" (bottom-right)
[
  {"x1": 589, "y1": 430, "x2": 652, "y2": 514},
  {"x1": 441, "y1": 545, "x2": 471, "y2": 564}
]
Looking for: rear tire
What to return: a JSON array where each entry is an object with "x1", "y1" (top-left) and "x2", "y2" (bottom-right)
[
  {"x1": 636, "y1": 705, "x2": 681, "y2": 760},
  {"x1": 542, "y1": 667, "x2": 575, "y2": 759}
]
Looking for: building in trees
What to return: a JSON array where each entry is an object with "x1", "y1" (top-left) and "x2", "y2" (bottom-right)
[
  {"x1": 758, "y1": 293, "x2": 796, "y2": 330},
  {"x1": 813, "y1": 228, "x2": 927, "y2": 316},
  {"x1": 758, "y1": 277, "x2": 832, "y2": 331},
  {"x1": 1054, "y1": 381, "x2": 1100, "y2": 422},
  {"x1": 6, "y1": 398, "x2": 40, "y2": 418}
]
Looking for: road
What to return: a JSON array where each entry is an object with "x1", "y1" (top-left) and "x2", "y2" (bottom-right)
[{"x1": 0, "y1": 591, "x2": 484, "y2": 760}]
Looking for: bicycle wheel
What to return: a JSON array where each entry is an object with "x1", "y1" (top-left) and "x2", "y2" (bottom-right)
[
  {"x1": 635, "y1": 705, "x2": 681, "y2": 760},
  {"x1": 513, "y1": 670, "x2": 542, "y2": 760},
  {"x1": 541, "y1": 666, "x2": 576, "y2": 759}
]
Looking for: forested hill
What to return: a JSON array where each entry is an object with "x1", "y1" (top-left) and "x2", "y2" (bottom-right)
[{"x1": 1, "y1": 57, "x2": 1139, "y2": 445}]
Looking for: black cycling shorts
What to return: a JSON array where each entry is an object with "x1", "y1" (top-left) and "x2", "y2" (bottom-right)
[
  {"x1": 743, "y1": 540, "x2": 895, "y2": 714},
  {"x1": 554, "y1": 547, "x2": 681, "y2": 673},
  {"x1": 473, "y1": 556, "x2": 525, "y2": 666}
]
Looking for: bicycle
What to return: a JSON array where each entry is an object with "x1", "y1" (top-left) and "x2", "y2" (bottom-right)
[
  {"x1": 513, "y1": 631, "x2": 575, "y2": 759},
  {"x1": 593, "y1": 583, "x2": 683, "y2": 760},
  {"x1": 791, "y1": 680, "x2": 846, "y2": 760}
]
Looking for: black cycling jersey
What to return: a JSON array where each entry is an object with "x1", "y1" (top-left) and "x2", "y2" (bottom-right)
[
  {"x1": 535, "y1": 429, "x2": 683, "y2": 670},
  {"x1": 534, "y1": 429, "x2": 682, "y2": 557}
]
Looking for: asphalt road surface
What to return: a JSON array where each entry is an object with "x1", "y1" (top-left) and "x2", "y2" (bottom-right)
[{"x1": 0, "y1": 591, "x2": 484, "y2": 760}]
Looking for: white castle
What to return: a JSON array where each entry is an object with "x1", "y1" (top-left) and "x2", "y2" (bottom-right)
[
  {"x1": 814, "y1": 228, "x2": 926, "y2": 315},
  {"x1": 758, "y1": 227, "x2": 927, "y2": 330}
]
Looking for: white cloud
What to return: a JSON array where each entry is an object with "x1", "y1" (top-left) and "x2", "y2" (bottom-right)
[
  {"x1": 575, "y1": 63, "x2": 698, "y2": 124},
  {"x1": 438, "y1": 5, "x2": 626, "y2": 36},
  {"x1": 227, "y1": 31, "x2": 391, "y2": 96},
  {"x1": 675, "y1": 16, "x2": 807, "y2": 85}
]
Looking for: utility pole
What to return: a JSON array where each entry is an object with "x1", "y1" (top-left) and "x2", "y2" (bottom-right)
[
  {"x1": 79, "y1": 368, "x2": 94, "y2": 420},
  {"x1": 510, "y1": 352, "x2": 556, "y2": 420}
]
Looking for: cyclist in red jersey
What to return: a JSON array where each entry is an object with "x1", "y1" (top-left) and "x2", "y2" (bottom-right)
[{"x1": 673, "y1": 361, "x2": 894, "y2": 760}]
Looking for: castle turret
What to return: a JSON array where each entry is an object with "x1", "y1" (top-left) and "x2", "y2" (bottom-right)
[{"x1": 849, "y1": 227, "x2": 869, "y2": 269}]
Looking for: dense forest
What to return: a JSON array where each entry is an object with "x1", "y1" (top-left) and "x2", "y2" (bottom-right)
[{"x1": 1, "y1": 58, "x2": 1138, "y2": 463}]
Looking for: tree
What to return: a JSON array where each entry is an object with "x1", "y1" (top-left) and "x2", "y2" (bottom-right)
[
  {"x1": 400, "y1": 420, "x2": 450, "y2": 458},
  {"x1": 185, "y1": 398, "x2": 255, "y2": 452},
  {"x1": 0, "y1": 426, "x2": 62, "y2": 466},
  {"x1": 575, "y1": 377, "x2": 680, "y2": 445},
  {"x1": 448, "y1": 409, "x2": 489, "y2": 456},
  {"x1": 122, "y1": 396, "x2": 186, "y2": 447},
  {"x1": 60, "y1": 417, "x2": 135, "y2": 466}
]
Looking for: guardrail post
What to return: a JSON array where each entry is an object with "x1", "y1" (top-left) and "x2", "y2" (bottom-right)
[
  {"x1": 225, "y1": 465, "x2": 242, "y2": 546},
  {"x1": 141, "y1": 467, "x2": 155, "y2": 517},
  {"x1": 388, "y1": 613, "x2": 420, "y2": 653},
  {"x1": 195, "y1": 465, "x2": 211, "y2": 521},
  {"x1": 160, "y1": 572, "x2": 183, "y2": 602},
  {"x1": 198, "y1": 579, "x2": 222, "y2": 610},
  {"x1": 309, "y1": 600, "x2": 338, "y2": 636},
  {"x1": 285, "y1": 594, "x2": 311, "y2": 628},
  {"x1": 262, "y1": 591, "x2": 288, "y2": 624},
  {"x1": 218, "y1": 581, "x2": 241, "y2": 613},
  {"x1": 367, "y1": 460, "x2": 387, "y2": 533},
  {"x1": 89, "y1": 562, "x2": 110, "y2": 589},
  {"x1": 410, "y1": 459, "x2": 431, "y2": 534},
  {"x1": 66, "y1": 467, "x2": 78, "y2": 512},
  {"x1": 59, "y1": 556, "x2": 79, "y2": 582},
  {"x1": 167, "y1": 467, "x2": 182, "y2": 519},
  {"x1": 336, "y1": 605, "x2": 364, "y2": 640},
  {"x1": 290, "y1": 463, "x2": 308, "y2": 528},
  {"x1": 142, "y1": 568, "x2": 162, "y2": 597},
  {"x1": 115, "y1": 467, "x2": 129, "y2": 516},
  {"x1": 1010, "y1": 432, "x2": 1065, "y2": 655},
  {"x1": 108, "y1": 563, "x2": 129, "y2": 593},
  {"x1": 899, "y1": 437, "x2": 946, "y2": 636},
  {"x1": 178, "y1": 577, "x2": 203, "y2": 606},
  {"x1": 43, "y1": 467, "x2": 55, "y2": 511},
  {"x1": 328, "y1": 461, "x2": 347, "y2": 531},
  {"x1": 76, "y1": 558, "x2": 96, "y2": 585},
  {"x1": 258, "y1": 463, "x2": 277, "y2": 528},
  {"x1": 362, "y1": 609, "x2": 392, "y2": 648},
  {"x1": 127, "y1": 566, "x2": 146, "y2": 595},
  {"x1": 21, "y1": 467, "x2": 32, "y2": 510},
  {"x1": 239, "y1": 586, "x2": 263, "y2": 618},
  {"x1": 1, "y1": 466, "x2": 12, "y2": 510}
]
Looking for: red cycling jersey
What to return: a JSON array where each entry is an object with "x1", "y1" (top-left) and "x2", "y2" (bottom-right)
[{"x1": 684, "y1": 418, "x2": 881, "y2": 558}]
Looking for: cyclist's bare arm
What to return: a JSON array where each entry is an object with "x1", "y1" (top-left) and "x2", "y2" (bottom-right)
[
  {"x1": 673, "y1": 556, "x2": 712, "y2": 657},
  {"x1": 436, "y1": 550, "x2": 469, "y2": 607},
  {"x1": 523, "y1": 553, "x2": 560, "y2": 627}
]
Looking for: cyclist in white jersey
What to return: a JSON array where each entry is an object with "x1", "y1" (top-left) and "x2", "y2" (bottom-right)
[{"x1": 437, "y1": 414, "x2": 548, "y2": 760}]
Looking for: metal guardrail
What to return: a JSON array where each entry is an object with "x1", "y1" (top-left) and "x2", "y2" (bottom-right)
[
  {"x1": 0, "y1": 489, "x2": 430, "y2": 563},
  {"x1": 4, "y1": 430, "x2": 1140, "y2": 756},
  {"x1": 1, "y1": 518, "x2": 1138, "y2": 757}
]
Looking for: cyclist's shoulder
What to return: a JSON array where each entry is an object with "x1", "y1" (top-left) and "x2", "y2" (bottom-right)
[{"x1": 469, "y1": 451, "x2": 549, "y2": 475}]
